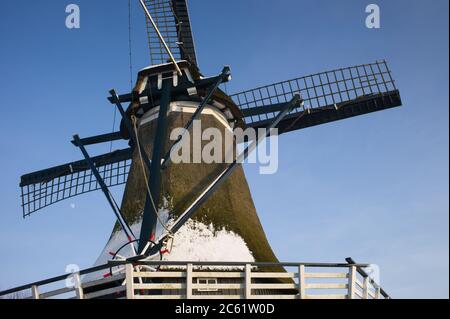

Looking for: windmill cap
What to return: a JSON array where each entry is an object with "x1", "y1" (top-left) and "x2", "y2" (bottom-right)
[{"x1": 138, "y1": 60, "x2": 190, "y2": 77}]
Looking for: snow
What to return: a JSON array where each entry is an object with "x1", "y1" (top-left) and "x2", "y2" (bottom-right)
[
  {"x1": 162, "y1": 219, "x2": 254, "y2": 265},
  {"x1": 84, "y1": 206, "x2": 254, "y2": 281}
]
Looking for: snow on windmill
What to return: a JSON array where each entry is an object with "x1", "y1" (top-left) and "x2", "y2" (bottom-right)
[{"x1": 7, "y1": 0, "x2": 401, "y2": 299}]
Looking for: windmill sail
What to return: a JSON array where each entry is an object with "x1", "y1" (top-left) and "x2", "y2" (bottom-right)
[
  {"x1": 18, "y1": 61, "x2": 401, "y2": 218},
  {"x1": 144, "y1": 0, "x2": 198, "y2": 66},
  {"x1": 20, "y1": 148, "x2": 133, "y2": 217},
  {"x1": 231, "y1": 60, "x2": 402, "y2": 134}
]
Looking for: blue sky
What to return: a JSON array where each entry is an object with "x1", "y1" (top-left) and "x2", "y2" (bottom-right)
[{"x1": 0, "y1": 0, "x2": 448, "y2": 298}]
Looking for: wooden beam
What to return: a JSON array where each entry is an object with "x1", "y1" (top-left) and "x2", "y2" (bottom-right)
[
  {"x1": 31, "y1": 285, "x2": 40, "y2": 300},
  {"x1": 245, "y1": 264, "x2": 252, "y2": 299},
  {"x1": 186, "y1": 263, "x2": 193, "y2": 299},
  {"x1": 125, "y1": 264, "x2": 134, "y2": 299},
  {"x1": 298, "y1": 265, "x2": 305, "y2": 299},
  {"x1": 72, "y1": 273, "x2": 83, "y2": 299},
  {"x1": 348, "y1": 266, "x2": 356, "y2": 299},
  {"x1": 363, "y1": 277, "x2": 370, "y2": 299}
]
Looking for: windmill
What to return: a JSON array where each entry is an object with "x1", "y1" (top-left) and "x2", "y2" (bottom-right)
[{"x1": 19, "y1": 0, "x2": 402, "y2": 280}]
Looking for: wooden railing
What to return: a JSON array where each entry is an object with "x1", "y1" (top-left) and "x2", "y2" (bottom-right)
[{"x1": 0, "y1": 261, "x2": 390, "y2": 299}]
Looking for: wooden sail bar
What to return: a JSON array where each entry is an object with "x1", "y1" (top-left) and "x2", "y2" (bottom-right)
[{"x1": 139, "y1": 0, "x2": 182, "y2": 75}]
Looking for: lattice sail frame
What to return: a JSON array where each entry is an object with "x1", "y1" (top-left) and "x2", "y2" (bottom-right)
[
  {"x1": 230, "y1": 60, "x2": 398, "y2": 131},
  {"x1": 144, "y1": 0, "x2": 197, "y2": 66},
  {"x1": 19, "y1": 61, "x2": 400, "y2": 217},
  {"x1": 20, "y1": 151, "x2": 132, "y2": 217}
]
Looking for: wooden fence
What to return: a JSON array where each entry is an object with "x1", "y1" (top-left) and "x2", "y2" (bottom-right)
[{"x1": 0, "y1": 261, "x2": 389, "y2": 300}]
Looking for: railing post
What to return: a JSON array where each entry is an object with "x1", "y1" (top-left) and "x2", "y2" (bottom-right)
[
  {"x1": 73, "y1": 273, "x2": 84, "y2": 299},
  {"x1": 363, "y1": 276, "x2": 369, "y2": 299},
  {"x1": 125, "y1": 263, "x2": 135, "y2": 299},
  {"x1": 375, "y1": 287, "x2": 381, "y2": 299},
  {"x1": 186, "y1": 263, "x2": 193, "y2": 299},
  {"x1": 31, "y1": 285, "x2": 40, "y2": 300},
  {"x1": 298, "y1": 265, "x2": 305, "y2": 299},
  {"x1": 245, "y1": 264, "x2": 252, "y2": 299},
  {"x1": 348, "y1": 266, "x2": 356, "y2": 299}
]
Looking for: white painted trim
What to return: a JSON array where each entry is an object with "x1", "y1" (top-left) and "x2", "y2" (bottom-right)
[
  {"x1": 139, "y1": 101, "x2": 232, "y2": 130},
  {"x1": 139, "y1": 60, "x2": 187, "y2": 73}
]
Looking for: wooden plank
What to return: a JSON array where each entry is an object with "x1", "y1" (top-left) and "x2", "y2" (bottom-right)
[
  {"x1": 374, "y1": 288, "x2": 380, "y2": 299},
  {"x1": 355, "y1": 279, "x2": 364, "y2": 289},
  {"x1": 125, "y1": 264, "x2": 134, "y2": 300},
  {"x1": 299, "y1": 265, "x2": 305, "y2": 299},
  {"x1": 82, "y1": 274, "x2": 125, "y2": 289},
  {"x1": 135, "y1": 272, "x2": 185, "y2": 278},
  {"x1": 305, "y1": 283, "x2": 348, "y2": 289},
  {"x1": 305, "y1": 272, "x2": 348, "y2": 279},
  {"x1": 245, "y1": 264, "x2": 251, "y2": 299},
  {"x1": 73, "y1": 273, "x2": 84, "y2": 299},
  {"x1": 135, "y1": 283, "x2": 186, "y2": 290},
  {"x1": 251, "y1": 283, "x2": 297, "y2": 290},
  {"x1": 306, "y1": 294, "x2": 347, "y2": 300},
  {"x1": 134, "y1": 295, "x2": 186, "y2": 300},
  {"x1": 368, "y1": 289, "x2": 377, "y2": 299},
  {"x1": 190, "y1": 295, "x2": 243, "y2": 300},
  {"x1": 40, "y1": 287, "x2": 75, "y2": 299},
  {"x1": 186, "y1": 263, "x2": 193, "y2": 299},
  {"x1": 354, "y1": 290, "x2": 364, "y2": 299},
  {"x1": 192, "y1": 283, "x2": 244, "y2": 290},
  {"x1": 251, "y1": 272, "x2": 296, "y2": 279},
  {"x1": 31, "y1": 285, "x2": 40, "y2": 300},
  {"x1": 193, "y1": 272, "x2": 244, "y2": 278},
  {"x1": 251, "y1": 295, "x2": 297, "y2": 300},
  {"x1": 348, "y1": 266, "x2": 356, "y2": 299},
  {"x1": 84, "y1": 285, "x2": 126, "y2": 299},
  {"x1": 363, "y1": 277, "x2": 370, "y2": 299}
]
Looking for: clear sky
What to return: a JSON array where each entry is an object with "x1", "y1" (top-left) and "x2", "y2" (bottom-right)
[{"x1": 0, "y1": 0, "x2": 448, "y2": 298}]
